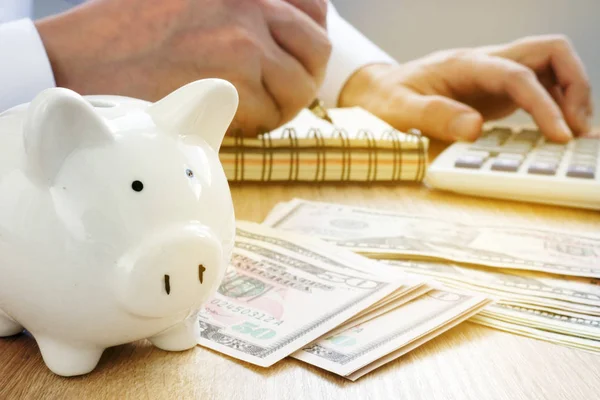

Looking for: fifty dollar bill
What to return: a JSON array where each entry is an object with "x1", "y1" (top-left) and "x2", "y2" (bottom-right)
[{"x1": 196, "y1": 221, "x2": 422, "y2": 367}]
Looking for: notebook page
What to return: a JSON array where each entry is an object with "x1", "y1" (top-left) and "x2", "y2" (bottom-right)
[
  {"x1": 328, "y1": 107, "x2": 408, "y2": 140},
  {"x1": 266, "y1": 109, "x2": 335, "y2": 139}
]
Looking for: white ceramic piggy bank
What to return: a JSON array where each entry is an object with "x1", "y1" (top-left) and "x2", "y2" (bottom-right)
[{"x1": 0, "y1": 79, "x2": 238, "y2": 376}]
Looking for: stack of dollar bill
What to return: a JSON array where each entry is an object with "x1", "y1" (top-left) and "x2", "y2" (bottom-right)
[
  {"x1": 197, "y1": 222, "x2": 490, "y2": 380},
  {"x1": 261, "y1": 198, "x2": 600, "y2": 354}
]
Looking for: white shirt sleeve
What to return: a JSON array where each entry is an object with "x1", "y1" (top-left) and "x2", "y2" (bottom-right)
[
  {"x1": 318, "y1": 3, "x2": 398, "y2": 108},
  {"x1": 0, "y1": 18, "x2": 55, "y2": 112}
]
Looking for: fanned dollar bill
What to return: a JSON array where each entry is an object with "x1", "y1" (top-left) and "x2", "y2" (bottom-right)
[
  {"x1": 383, "y1": 260, "x2": 600, "y2": 307},
  {"x1": 380, "y1": 259, "x2": 600, "y2": 345},
  {"x1": 338, "y1": 284, "x2": 432, "y2": 334},
  {"x1": 385, "y1": 260, "x2": 600, "y2": 316},
  {"x1": 471, "y1": 315, "x2": 600, "y2": 353},
  {"x1": 293, "y1": 289, "x2": 490, "y2": 379},
  {"x1": 481, "y1": 303, "x2": 600, "y2": 341},
  {"x1": 497, "y1": 301, "x2": 600, "y2": 321},
  {"x1": 446, "y1": 280, "x2": 600, "y2": 316},
  {"x1": 196, "y1": 222, "x2": 421, "y2": 367},
  {"x1": 381, "y1": 258, "x2": 600, "y2": 352},
  {"x1": 263, "y1": 199, "x2": 600, "y2": 278}
]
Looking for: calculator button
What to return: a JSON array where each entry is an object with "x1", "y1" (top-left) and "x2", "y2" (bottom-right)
[
  {"x1": 537, "y1": 147, "x2": 564, "y2": 155},
  {"x1": 502, "y1": 142, "x2": 533, "y2": 152},
  {"x1": 497, "y1": 153, "x2": 524, "y2": 161},
  {"x1": 534, "y1": 152, "x2": 563, "y2": 162},
  {"x1": 574, "y1": 138, "x2": 598, "y2": 146},
  {"x1": 528, "y1": 161, "x2": 558, "y2": 175},
  {"x1": 474, "y1": 137, "x2": 499, "y2": 146},
  {"x1": 465, "y1": 151, "x2": 490, "y2": 158},
  {"x1": 535, "y1": 150, "x2": 562, "y2": 157},
  {"x1": 537, "y1": 147, "x2": 564, "y2": 154},
  {"x1": 573, "y1": 146, "x2": 598, "y2": 156},
  {"x1": 570, "y1": 155, "x2": 597, "y2": 165},
  {"x1": 534, "y1": 151, "x2": 563, "y2": 160},
  {"x1": 484, "y1": 127, "x2": 512, "y2": 140},
  {"x1": 539, "y1": 143, "x2": 566, "y2": 152},
  {"x1": 475, "y1": 128, "x2": 512, "y2": 147},
  {"x1": 471, "y1": 145, "x2": 530, "y2": 155},
  {"x1": 575, "y1": 137, "x2": 600, "y2": 145},
  {"x1": 469, "y1": 145, "x2": 499, "y2": 154},
  {"x1": 491, "y1": 158, "x2": 521, "y2": 172},
  {"x1": 566, "y1": 165, "x2": 596, "y2": 179},
  {"x1": 514, "y1": 129, "x2": 541, "y2": 142},
  {"x1": 486, "y1": 127, "x2": 513, "y2": 134},
  {"x1": 534, "y1": 158, "x2": 562, "y2": 167},
  {"x1": 455, "y1": 154, "x2": 486, "y2": 169},
  {"x1": 472, "y1": 140, "x2": 499, "y2": 150}
]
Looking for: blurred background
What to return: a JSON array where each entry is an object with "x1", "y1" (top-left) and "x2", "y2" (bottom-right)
[{"x1": 34, "y1": 0, "x2": 600, "y2": 124}]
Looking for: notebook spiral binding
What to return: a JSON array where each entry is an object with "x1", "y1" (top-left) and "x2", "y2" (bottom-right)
[{"x1": 220, "y1": 127, "x2": 428, "y2": 183}]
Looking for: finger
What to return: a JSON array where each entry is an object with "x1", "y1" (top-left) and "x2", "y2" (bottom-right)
[
  {"x1": 261, "y1": 43, "x2": 318, "y2": 124},
  {"x1": 263, "y1": 0, "x2": 332, "y2": 85},
  {"x1": 228, "y1": 80, "x2": 281, "y2": 137},
  {"x1": 489, "y1": 35, "x2": 592, "y2": 134},
  {"x1": 536, "y1": 70, "x2": 564, "y2": 106},
  {"x1": 199, "y1": 32, "x2": 279, "y2": 136},
  {"x1": 284, "y1": 0, "x2": 328, "y2": 28},
  {"x1": 389, "y1": 90, "x2": 483, "y2": 142},
  {"x1": 467, "y1": 55, "x2": 572, "y2": 142}
]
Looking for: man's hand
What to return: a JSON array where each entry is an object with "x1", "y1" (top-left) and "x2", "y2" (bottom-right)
[
  {"x1": 339, "y1": 35, "x2": 594, "y2": 142},
  {"x1": 35, "y1": 0, "x2": 331, "y2": 136}
]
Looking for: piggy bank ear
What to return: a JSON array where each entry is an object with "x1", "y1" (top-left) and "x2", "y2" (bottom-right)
[
  {"x1": 24, "y1": 88, "x2": 113, "y2": 185},
  {"x1": 147, "y1": 79, "x2": 239, "y2": 152}
]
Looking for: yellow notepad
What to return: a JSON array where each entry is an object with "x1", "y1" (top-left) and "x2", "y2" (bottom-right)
[{"x1": 220, "y1": 107, "x2": 428, "y2": 183}]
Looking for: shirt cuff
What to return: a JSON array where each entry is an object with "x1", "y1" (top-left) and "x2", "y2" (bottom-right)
[
  {"x1": 0, "y1": 18, "x2": 55, "y2": 112},
  {"x1": 318, "y1": 4, "x2": 398, "y2": 108}
]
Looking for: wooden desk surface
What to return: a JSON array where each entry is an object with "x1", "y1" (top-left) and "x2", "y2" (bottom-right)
[{"x1": 1, "y1": 141, "x2": 599, "y2": 400}]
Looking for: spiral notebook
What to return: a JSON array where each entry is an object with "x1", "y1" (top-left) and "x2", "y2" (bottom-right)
[{"x1": 219, "y1": 106, "x2": 429, "y2": 183}]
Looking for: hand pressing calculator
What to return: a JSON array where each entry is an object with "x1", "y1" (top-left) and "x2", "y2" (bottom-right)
[{"x1": 426, "y1": 127, "x2": 600, "y2": 210}]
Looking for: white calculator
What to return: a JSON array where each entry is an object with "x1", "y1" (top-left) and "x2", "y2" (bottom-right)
[{"x1": 425, "y1": 127, "x2": 600, "y2": 210}]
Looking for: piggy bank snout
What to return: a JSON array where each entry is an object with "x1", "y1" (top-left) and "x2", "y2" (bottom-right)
[{"x1": 116, "y1": 225, "x2": 225, "y2": 319}]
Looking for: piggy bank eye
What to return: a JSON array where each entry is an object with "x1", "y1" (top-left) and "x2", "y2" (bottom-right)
[
  {"x1": 186, "y1": 169, "x2": 194, "y2": 178},
  {"x1": 131, "y1": 180, "x2": 144, "y2": 192}
]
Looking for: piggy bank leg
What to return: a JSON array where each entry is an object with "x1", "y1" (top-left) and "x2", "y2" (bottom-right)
[
  {"x1": 149, "y1": 318, "x2": 199, "y2": 352},
  {"x1": 35, "y1": 336, "x2": 105, "y2": 377},
  {"x1": 0, "y1": 309, "x2": 23, "y2": 336}
]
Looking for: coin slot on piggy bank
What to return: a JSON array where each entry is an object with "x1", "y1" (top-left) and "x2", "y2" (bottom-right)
[{"x1": 0, "y1": 79, "x2": 238, "y2": 377}]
